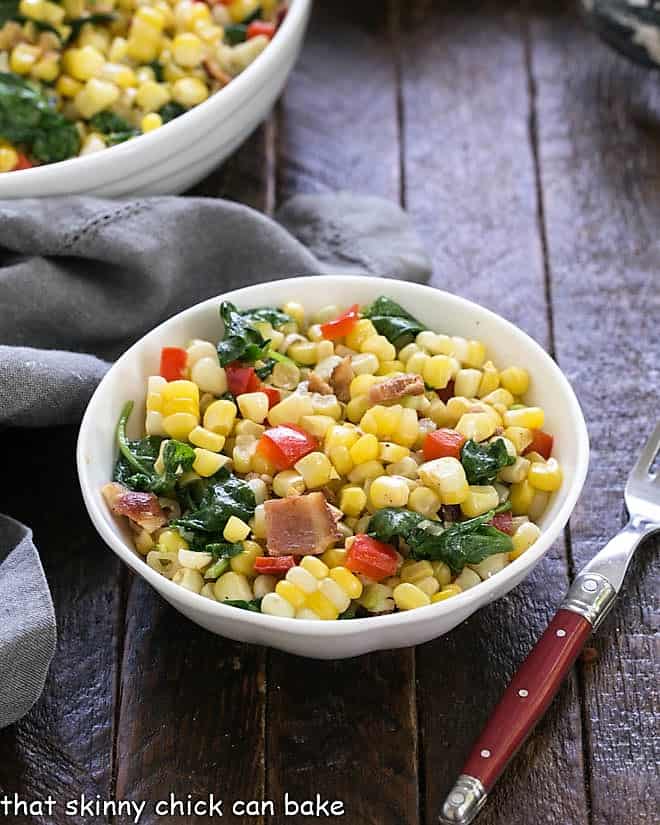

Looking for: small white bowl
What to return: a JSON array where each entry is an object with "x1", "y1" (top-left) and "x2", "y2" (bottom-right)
[
  {"x1": 77, "y1": 276, "x2": 589, "y2": 659},
  {"x1": 0, "y1": 0, "x2": 311, "y2": 198}
]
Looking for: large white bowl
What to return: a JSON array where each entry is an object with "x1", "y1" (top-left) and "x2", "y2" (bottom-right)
[
  {"x1": 77, "y1": 276, "x2": 589, "y2": 658},
  {"x1": 0, "y1": 0, "x2": 311, "y2": 198}
]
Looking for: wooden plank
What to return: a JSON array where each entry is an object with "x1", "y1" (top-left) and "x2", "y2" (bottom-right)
[
  {"x1": 0, "y1": 425, "x2": 121, "y2": 825},
  {"x1": 529, "y1": 4, "x2": 660, "y2": 822},
  {"x1": 400, "y1": 3, "x2": 589, "y2": 824},
  {"x1": 267, "y1": 4, "x2": 419, "y2": 825},
  {"x1": 113, "y1": 130, "x2": 273, "y2": 825}
]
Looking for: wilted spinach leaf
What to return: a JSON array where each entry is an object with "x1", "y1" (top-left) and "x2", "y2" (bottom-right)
[
  {"x1": 217, "y1": 301, "x2": 272, "y2": 366},
  {"x1": 367, "y1": 507, "x2": 424, "y2": 543},
  {"x1": 173, "y1": 468, "x2": 256, "y2": 534},
  {"x1": 240, "y1": 306, "x2": 291, "y2": 327},
  {"x1": 90, "y1": 110, "x2": 139, "y2": 145},
  {"x1": 0, "y1": 72, "x2": 79, "y2": 163},
  {"x1": 461, "y1": 438, "x2": 515, "y2": 485},
  {"x1": 159, "y1": 101, "x2": 186, "y2": 122},
  {"x1": 0, "y1": 0, "x2": 18, "y2": 26},
  {"x1": 67, "y1": 12, "x2": 116, "y2": 43},
  {"x1": 223, "y1": 598, "x2": 263, "y2": 613},
  {"x1": 363, "y1": 296, "x2": 425, "y2": 347}
]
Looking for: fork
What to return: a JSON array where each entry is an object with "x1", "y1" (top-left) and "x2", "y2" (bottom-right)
[{"x1": 439, "y1": 423, "x2": 660, "y2": 825}]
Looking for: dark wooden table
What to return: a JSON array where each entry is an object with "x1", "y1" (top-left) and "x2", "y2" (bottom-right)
[{"x1": 1, "y1": 2, "x2": 658, "y2": 824}]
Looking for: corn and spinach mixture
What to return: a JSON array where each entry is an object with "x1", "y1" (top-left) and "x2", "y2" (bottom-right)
[
  {"x1": 103, "y1": 297, "x2": 563, "y2": 620},
  {"x1": 0, "y1": 0, "x2": 286, "y2": 170}
]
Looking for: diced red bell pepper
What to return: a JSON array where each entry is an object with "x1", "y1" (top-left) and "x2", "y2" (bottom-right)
[
  {"x1": 261, "y1": 385, "x2": 281, "y2": 408},
  {"x1": 13, "y1": 152, "x2": 33, "y2": 170},
  {"x1": 423, "y1": 428, "x2": 466, "y2": 461},
  {"x1": 226, "y1": 362, "x2": 260, "y2": 396},
  {"x1": 524, "y1": 429, "x2": 554, "y2": 460},
  {"x1": 257, "y1": 424, "x2": 319, "y2": 471},
  {"x1": 254, "y1": 555, "x2": 296, "y2": 575},
  {"x1": 160, "y1": 346, "x2": 187, "y2": 381},
  {"x1": 436, "y1": 379, "x2": 455, "y2": 404},
  {"x1": 346, "y1": 534, "x2": 399, "y2": 581},
  {"x1": 247, "y1": 20, "x2": 276, "y2": 38},
  {"x1": 320, "y1": 304, "x2": 360, "y2": 340},
  {"x1": 489, "y1": 510, "x2": 513, "y2": 535}
]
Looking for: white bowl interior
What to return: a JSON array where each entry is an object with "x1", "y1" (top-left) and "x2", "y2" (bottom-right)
[{"x1": 77, "y1": 276, "x2": 589, "y2": 657}]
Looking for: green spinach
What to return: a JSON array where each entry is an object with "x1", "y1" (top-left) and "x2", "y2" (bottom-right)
[
  {"x1": 224, "y1": 23, "x2": 247, "y2": 44},
  {"x1": 217, "y1": 301, "x2": 272, "y2": 366},
  {"x1": 173, "y1": 468, "x2": 256, "y2": 534},
  {"x1": 363, "y1": 296, "x2": 425, "y2": 347},
  {"x1": 90, "y1": 110, "x2": 139, "y2": 145},
  {"x1": 67, "y1": 12, "x2": 116, "y2": 44},
  {"x1": 0, "y1": 0, "x2": 18, "y2": 26},
  {"x1": 368, "y1": 503, "x2": 513, "y2": 573},
  {"x1": 240, "y1": 306, "x2": 291, "y2": 327},
  {"x1": 159, "y1": 101, "x2": 186, "y2": 122},
  {"x1": 223, "y1": 598, "x2": 263, "y2": 613},
  {"x1": 0, "y1": 72, "x2": 79, "y2": 163},
  {"x1": 461, "y1": 438, "x2": 515, "y2": 485}
]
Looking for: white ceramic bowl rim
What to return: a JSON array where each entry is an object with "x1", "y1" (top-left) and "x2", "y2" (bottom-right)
[
  {"x1": 3, "y1": 0, "x2": 307, "y2": 184},
  {"x1": 77, "y1": 275, "x2": 589, "y2": 638}
]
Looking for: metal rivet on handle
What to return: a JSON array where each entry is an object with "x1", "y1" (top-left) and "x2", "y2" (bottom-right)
[
  {"x1": 480, "y1": 749, "x2": 491, "y2": 758},
  {"x1": 582, "y1": 578, "x2": 598, "y2": 592},
  {"x1": 449, "y1": 792, "x2": 466, "y2": 805}
]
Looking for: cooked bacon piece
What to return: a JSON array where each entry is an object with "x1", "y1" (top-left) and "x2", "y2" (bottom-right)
[
  {"x1": 202, "y1": 58, "x2": 231, "y2": 86},
  {"x1": 308, "y1": 371, "x2": 333, "y2": 395},
  {"x1": 329, "y1": 356, "x2": 354, "y2": 403},
  {"x1": 264, "y1": 492, "x2": 341, "y2": 556},
  {"x1": 102, "y1": 482, "x2": 167, "y2": 534},
  {"x1": 368, "y1": 373, "x2": 424, "y2": 404}
]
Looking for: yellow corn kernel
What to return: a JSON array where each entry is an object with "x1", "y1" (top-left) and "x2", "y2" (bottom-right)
[
  {"x1": 140, "y1": 112, "x2": 162, "y2": 132},
  {"x1": 346, "y1": 394, "x2": 370, "y2": 423},
  {"x1": 377, "y1": 442, "x2": 409, "y2": 464},
  {"x1": 191, "y1": 447, "x2": 224, "y2": 477},
  {"x1": 160, "y1": 379, "x2": 198, "y2": 416},
  {"x1": 339, "y1": 486, "x2": 367, "y2": 517},
  {"x1": 172, "y1": 567, "x2": 204, "y2": 593},
  {"x1": 108, "y1": 35, "x2": 128, "y2": 62},
  {"x1": 347, "y1": 460, "x2": 384, "y2": 484},
  {"x1": 228, "y1": 0, "x2": 260, "y2": 23},
  {"x1": 272, "y1": 470, "x2": 304, "y2": 498},
  {"x1": 63, "y1": 45, "x2": 105, "y2": 81},
  {"x1": 310, "y1": 394, "x2": 342, "y2": 420},
  {"x1": 101, "y1": 62, "x2": 136, "y2": 89},
  {"x1": 454, "y1": 368, "x2": 482, "y2": 398},
  {"x1": 188, "y1": 426, "x2": 224, "y2": 452},
  {"x1": 172, "y1": 76, "x2": 209, "y2": 107},
  {"x1": 408, "y1": 485, "x2": 441, "y2": 517},
  {"x1": 510, "y1": 479, "x2": 536, "y2": 515},
  {"x1": 416, "y1": 576, "x2": 440, "y2": 597},
  {"x1": 325, "y1": 424, "x2": 360, "y2": 451},
  {"x1": 400, "y1": 560, "x2": 434, "y2": 584},
  {"x1": 345, "y1": 319, "x2": 377, "y2": 351},
  {"x1": 0, "y1": 145, "x2": 18, "y2": 173},
  {"x1": 251, "y1": 504, "x2": 266, "y2": 539},
  {"x1": 75, "y1": 77, "x2": 121, "y2": 119},
  {"x1": 261, "y1": 591, "x2": 295, "y2": 617},
  {"x1": 158, "y1": 528, "x2": 189, "y2": 554},
  {"x1": 350, "y1": 433, "x2": 379, "y2": 465},
  {"x1": 369, "y1": 475, "x2": 410, "y2": 509},
  {"x1": 56, "y1": 74, "x2": 83, "y2": 97},
  {"x1": 393, "y1": 582, "x2": 430, "y2": 611},
  {"x1": 203, "y1": 398, "x2": 236, "y2": 434},
  {"x1": 279, "y1": 301, "x2": 303, "y2": 326},
  {"x1": 294, "y1": 451, "x2": 333, "y2": 489},
  {"x1": 329, "y1": 566, "x2": 363, "y2": 599},
  {"x1": 214, "y1": 571, "x2": 253, "y2": 602},
  {"x1": 431, "y1": 561, "x2": 452, "y2": 587},
  {"x1": 328, "y1": 445, "x2": 353, "y2": 476},
  {"x1": 477, "y1": 361, "x2": 500, "y2": 397},
  {"x1": 136, "y1": 79, "x2": 170, "y2": 112},
  {"x1": 232, "y1": 436, "x2": 257, "y2": 473},
  {"x1": 455, "y1": 412, "x2": 496, "y2": 443},
  {"x1": 236, "y1": 391, "x2": 269, "y2": 424},
  {"x1": 19, "y1": 0, "x2": 44, "y2": 19},
  {"x1": 127, "y1": 27, "x2": 162, "y2": 63},
  {"x1": 223, "y1": 515, "x2": 251, "y2": 543},
  {"x1": 527, "y1": 457, "x2": 562, "y2": 492},
  {"x1": 500, "y1": 366, "x2": 530, "y2": 396},
  {"x1": 163, "y1": 412, "x2": 197, "y2": 440},
  {"x1": 134, "y1": 529, "x2": 154, "y2": 555},
  {"x1": 10, "y1": 43, "x2": 40, "y2": 74},
  {"x1": 399, "y1": 342, "x2": 422, "y2": 362},
  {"x1": 525, "y1": 451, "x2": 546, "y2": 464},
  {"x1": 463, "y1": 340, "x2": 486, "y2": 368},
  {"x1": 275, "y1": 579, "x2": 306, "y2": 609},
  {"x1": 419, "y1": 457, "x2": 469, "y2": 505},
  {"x1": 431, "y1": 584, "x2": 462, "y2": 602},
  {"x1": 374, "y1": 359, "x2": 404, "y2": 376},
  {"x1": 421, "y1": 355, "x2": 453, "y2": 389},
  {"x1": 31, "y1": 52, "x2": 60, "y2": 82},
  {"x1": 300, "y1": 556, "x2": 329, "y2": 580},
  {"x1": 350, "y1": 352, "x2": 379, "y2": 375},
  {"x1": 172, "y1": 31, "x2": 204, "y2": 66},
  {"x1": 287, "y1": 340, "x2": 317, "y2": 366},
  {"x1": 268, "y1": 392, "x2": 313, "y2": 426},
  {"x1": 510, "y1": 521, "x2": 541, "y2": 560},
  {"x1": 360, "y1": 334, "x2": 396, "y2": 363},
  {"x1": 398, "y1": 407, "x2": 420, "y2": 448},
  {"x1": 460, "y1": 485, "x2": 500, "y2": 517},
  {"x1": 230, "y1": 540, "x2": 263, "y2": 576},
  {"x1": 350, "y1": 373, "x2": 380, "y2": 399},
  {"x1": 498, "y1": 456, "x2": 531, "y2": 484},
  {"x1": 503, "y1": 426, "x2": 533, "y2": 454},
  {"x1": 406, "y1": 350, "x2": 430, "y2": 376},
  {"x1": 504, "y1": 406, "x2": 544, "y2": 430},
  {"x1": 298, "y1": 415, "x2": 334, "y2": 440},
  {"x1": 321, "y1": 548, "x2": 348, "y2": 569},
  {"x1": 301, "y1": 589, "x2": 337, "y2": 620},
  {"x1": 318, "y1": 577, "x2": 350, "y2": 612}
]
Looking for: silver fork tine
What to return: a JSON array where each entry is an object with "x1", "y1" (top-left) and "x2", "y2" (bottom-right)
[{"x1": 629, "y1": 421, "x2": 660, "y2": 480}]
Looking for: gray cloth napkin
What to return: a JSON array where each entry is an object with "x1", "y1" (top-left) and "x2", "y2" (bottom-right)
[{"x1": 0, "y1": 192, "x2": 431, "y2": 727}]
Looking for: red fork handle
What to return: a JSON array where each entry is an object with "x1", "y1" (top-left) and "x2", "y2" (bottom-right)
[{"x1": 438, "y1": 608, "x2": 594, "y2": 825}]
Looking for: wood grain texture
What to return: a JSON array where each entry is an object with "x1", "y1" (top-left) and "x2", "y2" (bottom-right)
[
  {"x1": 112, "y1": 126, "x2": 273, "y2": 825},
  {"x1": 277, "y1": 0, "x2": 400, "y2": 203},
  {"x1": 530, "y1": 3, "x2": 660, "y2": 822},
  {"x1": 0, "y1": 426, "x2": 121, "y2": 825},
  {"x1": 400, "y1": 3, "x2": 589, "y2": 824},
  {"x1": 267, "y1": 4, "x2": 419, "y2": 825}
]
